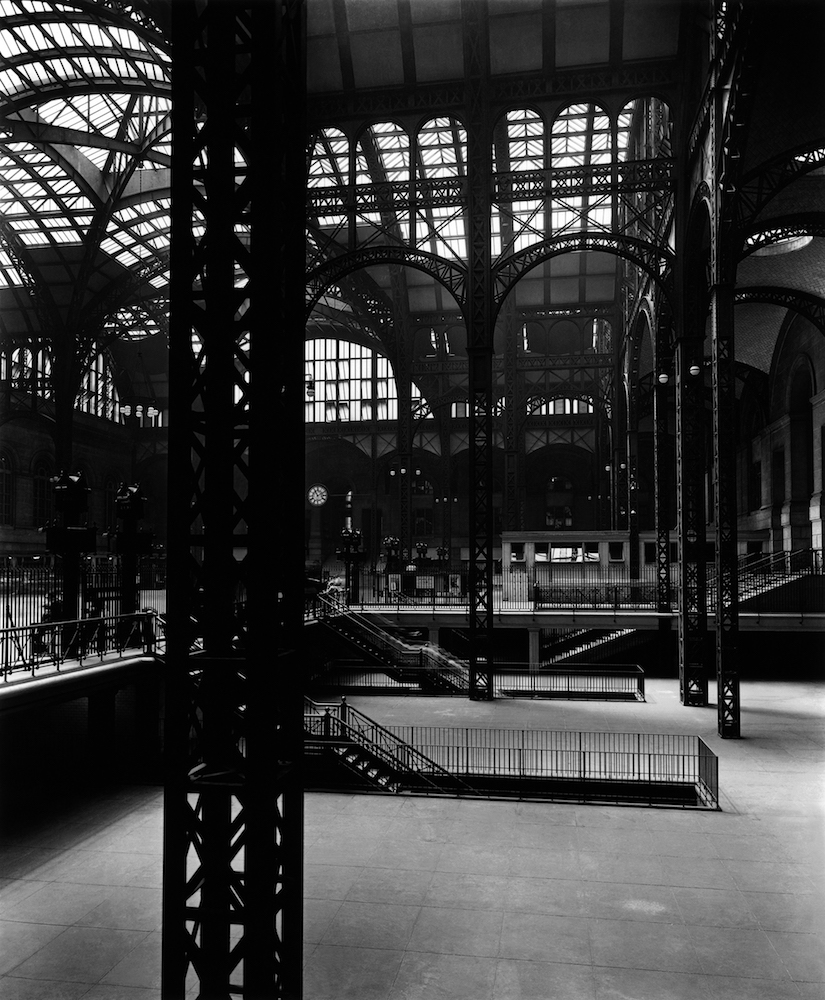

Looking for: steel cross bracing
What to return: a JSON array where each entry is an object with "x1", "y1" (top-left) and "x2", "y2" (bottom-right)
[
  {"x1": 654, "y1": 305, "x2": 673, "y2": 614},
  {"x1": 464, "y1": 1, "x2": 494, "y2": 701},
  {"x1": 163, "y1": 4, "x2": 304, "y2": 999},
  {"x1": 676, "y1": 338, "x2": 708, "y2": 707},
  {"x1": 711, "y1": 283, "x2": 740, "y2": 737}
]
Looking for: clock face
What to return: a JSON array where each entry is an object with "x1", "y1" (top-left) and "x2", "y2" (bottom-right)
[{"x1": 307, "y1": 483, "x2": 328, "y2": 507}]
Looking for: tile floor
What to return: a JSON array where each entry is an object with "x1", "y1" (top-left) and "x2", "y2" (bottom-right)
[{"x1": 0, "y1": 677, "x2": 823, "y2": 999}]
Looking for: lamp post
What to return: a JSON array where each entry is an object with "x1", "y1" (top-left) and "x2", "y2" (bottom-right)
[
  {"x1": 415, "y1": 541, "x2": 429, "y2": 566},
  {"x1": 383, "y1": 535, "x2": 400, "y2": 603},
  {"x1": 436, "y1": 545, "x2": 449, "y2": 598},
  {"x1": 337, "y1": 526, "x2": 364, "y2": 605}
]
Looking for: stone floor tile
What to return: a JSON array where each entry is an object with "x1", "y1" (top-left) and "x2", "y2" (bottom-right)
[
  {"x1": 98, "y1": 931, "x2": 161, "y2": 990},
  {"x1": 508, "y1": 845, "x2": 582, "y2": 880},
  {"x1": 407, "y1": 905, "x2": 503, "y2": 957},
  {"x1": 0, "y1": 922, "x2": 67, "y2": 977},
  {"x1": 304, "y1": 898, "x2": 343, "y2": 944},
  {"x1": 688, "y1": 924, "x2": 794, "y2": 980},
  {"x1": 74, "y1": 886, "x2": 162, "y2": 932},
  {"x1": 0, "y1": 977, "x2": 91, "y2": 999},
  {"x1": 1, "y1": 883, "x2": 111, "y2": 926},
  {"x1": 580, "y1": 882, "x2": 682, "y2": 923},
  {"x1": 492, "y1": 959, "x2": 596, "y2": 1000},
  {"x1": 303, "y1": 863, "x2": 362, "y2": 900},
  {"x1": 321, "y1": 899, "x2": 421, "y2": 951},
  {"x1": 498, "y1": 911, "x2": 591, "y2": 965},
  {"x1": 745, "y1": 889, "x2": 825, "y2": 933},
  {"x1": 578, "y1": 851, "x2": 666, "y2": 886},
  {"x1": 10, "y1": 926, "x2": 150, "y2": 984},
  {"x1": 346, "y1": 865, "x2": 434, "y2": 905},
  {"x1": 766, "y1": 929, "x2": 825, "y2": 982},
  {"x1": 423, "y1": 871, "x2": 510, "y2": 910},
  {"x1": 302, "y1": 943, "x2": 405, "y2": 1000},
  {"x1": 388, "y1": 952, "x2": 498, "y2": 1000},
  {"x1": 503, "y1": 876, "x2": 586, "y2": 917},
  {"x1": 671, "y1": 885, "x2": 760, "y2": 928},
  {"x1": 589, "y1": 917, "x2": 701, "y2": 973}
]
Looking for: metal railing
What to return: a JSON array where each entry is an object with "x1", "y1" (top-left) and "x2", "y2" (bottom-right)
[
  {"x1": 0, "y1": 611, "x2": 164, "y2": 680},
  {"x1": 381, "y1": 724, "x2": 718, "y2": 807},
  {"x1": 315, "y1": 594, "x2": 469, "y2": 691},
  {"x1": 304, "y1": 697, "x2": 470, "y2": 793},
  {"x1": 495, "y1": 663, "x2": 645, "y2": 700},
  {"x1": 310, "y1": 549, "x2": 824, "y2": 615}
]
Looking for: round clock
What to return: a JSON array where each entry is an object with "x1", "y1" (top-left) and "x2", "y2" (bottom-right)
[{"x1": 307, "y1": 483, "x2": 328, "y2": 507}]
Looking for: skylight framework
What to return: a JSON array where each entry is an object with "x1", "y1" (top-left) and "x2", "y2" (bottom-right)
[
  {"x1": 415, "y1": 116, "x2": 467, "y2": 261},
  {"x1": 0, "y1": 0, "x2": 172, "y2": 364}
]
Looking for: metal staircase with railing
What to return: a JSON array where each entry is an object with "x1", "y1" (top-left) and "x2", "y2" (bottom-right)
[
  {"x1": 312, "y1": 594, "x2": 470, "y2": 694},
  {"x1": 304, "y1": 697, "x2": 472, "y2": 795}
]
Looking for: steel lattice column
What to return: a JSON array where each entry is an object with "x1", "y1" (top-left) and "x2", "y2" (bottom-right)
[
  {"x1": 675, "y1": 339, "x2": 708, "y2": 705},
  {"x1": 464, "y1": 2, "x2": 494, "y2": 700},
  {"x1": 163, "y1": 4, "x2": 305, "y2": 998},
  {"x1": 653, "y1": 351, "x2": 673, "y2": 614},
  {"x1": 711, "y1": 282, "x2": 741, "y2": 737}
]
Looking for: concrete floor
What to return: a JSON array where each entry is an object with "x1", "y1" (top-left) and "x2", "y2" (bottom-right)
[{"x1": 0, "y1": 677, "x2": 823, "y2": 999}]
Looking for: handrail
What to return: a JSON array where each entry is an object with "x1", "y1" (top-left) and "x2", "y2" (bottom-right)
[
  {"x1": 0, "y1": 611, "x2": 162, "y2": 680},
  {"x1": 304, "y1": 696, "x2": 471, "y2": 792},
  {"x1": 317, "y1": 593, "x2": 470, "y2": 689}
]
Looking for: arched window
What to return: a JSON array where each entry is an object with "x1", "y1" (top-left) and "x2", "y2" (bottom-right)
[
  {"x1": 492, "y1": 107, "x2": 546, "y2": 255},
  {"x1": 355, "y1": 121, "x2": 410, "y2": 243},
  {"x1": 305, "y1": 339, "x2": 429, "y2": 424},
  {"x1": 416, "y1": 117, "x2": 467, "y2": 259},
  {"x1": 308, "y1": 127, "x2": 349, "y2": 258},
  {"x1": 76, "y1": 350, "x2": 120, "y2": 420},
  {"x1": 550, "y1": 102, "x2": 612, "y2": 233},
  {"x1": 0, "y1": 454, "x2": 14, "y2": 526}
]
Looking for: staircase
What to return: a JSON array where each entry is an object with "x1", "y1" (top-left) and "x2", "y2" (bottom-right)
[
  {"x1": 545, "y1": 627, "x2": 644, "y2": 665},
  {"x1": 313, "y1": 595, "x2": 470, "y2": 694},
  {"x1": 304, "y1": 697, "x2": 471, "y2": 795}
]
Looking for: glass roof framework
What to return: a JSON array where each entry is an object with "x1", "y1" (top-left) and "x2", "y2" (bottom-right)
[{"x1": 0, "y1": 0, "x2": 172, "y2": 357}]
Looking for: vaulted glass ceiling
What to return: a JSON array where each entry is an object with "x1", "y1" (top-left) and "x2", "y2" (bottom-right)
[{"x1": 0, "y1": 0, "x2": 171, "y2": 343}]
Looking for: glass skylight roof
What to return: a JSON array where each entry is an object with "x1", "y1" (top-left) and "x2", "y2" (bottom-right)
[{"x1": 0, "y1": 0, "x2": 172, "y2": 341}]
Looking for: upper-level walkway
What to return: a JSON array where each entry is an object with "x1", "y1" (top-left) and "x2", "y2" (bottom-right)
[
  {"x1": 0, "y1": 612, "x2": 163, "y2": 710},
  {"x1": 323, "y1": 547, "x2": 825, "y2": 632}
]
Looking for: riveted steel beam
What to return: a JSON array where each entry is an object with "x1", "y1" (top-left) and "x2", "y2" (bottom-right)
[{"x1": 164, "y1": 3, "x2": 305, "y2": 998}]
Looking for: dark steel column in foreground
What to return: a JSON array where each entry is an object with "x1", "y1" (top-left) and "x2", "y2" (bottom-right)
[{"x1": 163, "y1": 3, "x2": 305, "y2": 998}]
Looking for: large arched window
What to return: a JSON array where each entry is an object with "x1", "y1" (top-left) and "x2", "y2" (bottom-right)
[
  {"x1": 355, "y1": 121, "x2": 410, "y2": 243},
  {"x1": 416, "y1": 117, "x2": 467, "y2": 260},
  {"x1": 492, "y1": 107, "x2": 546, "y2": 256},
  {"x1": 76, "y1": 350, "x2": 120, "y2": 421},
  {"x1": 550, "y1": 102, "x2": 612, "y2": 234},
  {"x1": 305, "y1": 339, "x2": 429, "y2": 424},
  {"x1": 308, "y1": 126, "x2": 349, "y2": 260}
]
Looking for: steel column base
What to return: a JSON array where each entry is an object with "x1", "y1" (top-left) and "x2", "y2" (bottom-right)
[
  {"x1": 681, "y1": 674, "x2": 709, "y2": 707},
  {"x1": 718, "y1": 674, "x2": 741, "y2": 738}
]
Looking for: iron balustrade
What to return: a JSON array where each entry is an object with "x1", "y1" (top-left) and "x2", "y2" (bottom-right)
[
  {"x1": 0, "y1": 611, "x2": 164, "y2": 680},
  {"x1": 315, "y1": 594, "x2": 470, "y2": 689},
  {"x1": 381, "y1": 724, "x2": 718, "y2": 808},
  {"x1": 304, "y1": 697, "x2": 470, "y2": 792},
  {"x1": 310, "y1": 548, "x2": 824, "y2": 615},
  {"x1": 495, "y1": 664, "x2": 645, "y2": 700}
]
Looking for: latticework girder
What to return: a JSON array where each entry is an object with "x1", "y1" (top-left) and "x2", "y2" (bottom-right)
[{"x1": 163, "y1": 3, "x2": 305, "y2": 998}]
